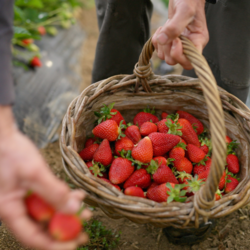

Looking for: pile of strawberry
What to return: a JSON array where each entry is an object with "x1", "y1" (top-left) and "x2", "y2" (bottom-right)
[{"x1": 79, "y1": 103, "x2": 240, "y2": 203}]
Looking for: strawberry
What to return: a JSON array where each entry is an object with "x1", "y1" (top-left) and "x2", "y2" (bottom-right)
[
  {"x1": 132, "y1": 136, "x2": 153, "y2": 163},
  {"x1": 123, "y1": 169, "x2": 151, "y2": 189},
  {"x1": 79, "y1": 143, "x2": 99, "y2": 161},
  {"x1": 198, "y1": 169, "x2": 210, "y2": 181},
  {"x1": 177, "y1": 119, "x2": 200, "y2": 147},
  {"x1": 161, "y1": 112, "x2": 168, "y2": 119},
  {"x1": 93, "y1": 139, "x2": 112, "y2": 166},
  {"x1": 22, "y1": 38, "x2": 33, "y2": 45},
  {"x1": 157, "y1": 119, "x2": 173, "y2": 133},
  {"x1": 219, "y1": 171, "x2": 226, "y2": 190},
  {"x1": 176, "y1": 171, "x2": 192, "y2": 184},
  {"x1": 124, "y1": 186, "x2": 145, "y2": 198},
  {"x1": 30, "y1": 56, "x2": 42, "y2": 67},
  {"x1": 200, "y1": 144, "x2": 209, "y2": 155},
  {"x1": 133, "y1": 107, "x2": 159, "y2": 127},
  {"x1": 225, "y1": 175, "x2": 239, "y2": 193},
  {"x1": 140, "y1": 122, "x2": 157, "y2": 136},
  {"x1": 147, "y1": 183, "x2": 186, "y2": 203},
  {"x1": 225, "y1": 135, "x2": 233, "y2": 143},
  {"x1": 187, "y1": 144, "x2": 206, "y2": 163},
  {"x1": 215, "y1": 189, "x2": 222, "y2": 201},
  {"x1": 125, "y1": 124, "x2": 141, "y2": 144},
  {"x1": 193, "y1": 157, "x2": 211, "y2": 175},
  {"x1": 199, "y1": 137, "x2": 212, "y2": 156},
  {"x1": 86, "y1": 161, "x2": 106, "y2": 177},
  {"x1": 147, "y1": 182, "x2": 159, "y2": 192},
  {"x1": 180, "y1": 138, "x2": 187, "y2": 145},
  {"x1": 38, "y1": 26, "x2": 46, "y2": 35},
  {"x1": 226, "y1": 154, "x2": 240, "y2": 174},
  {"x1": 183, "y1": 175, "x2": 205, "y2": 196},
  {"x1": 174, "y1": 157, "x2": 193, "y2": 174},
  {"x1": 85, "y1": 138, "x2": 96, "y2": 148},
  {"x1": 109, "y1": 158, "x2": 134, "y2": 184},
  {"x1": 115, "y1": 136, "x2": 134, "y2": 156},
  {"x1": 151, "y1": 164, "x2": 179, "y2": 184},
  {"x1": 94, "y1": 103, "x2": 126, "y2": 126},
  {"x1": 92, "y1": 120, "x2": 120, "y2": 141},
  {"x1": 169, "y1": 142, "x2": 186, "y2": 164},
  {"x1": 25, "y1": 192, "x2": 55, "y2": 222},
  {"x1": 153, "y1": 156, "x2": 167, "y2": 166},
  {"x1": 148, "y1": 132, "x2": 180, "y2": 156},
  {"x1": 177, "y1": 110, "x2": 204, "y2": 135},
  {"x1": 49, "y1": 213, "x2": 82, "y2": 241},
  {"x1": 99, "y1": 177, "x2": 121, "y2": 191}
]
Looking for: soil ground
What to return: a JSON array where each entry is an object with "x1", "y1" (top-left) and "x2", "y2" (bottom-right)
[{"x1": 1, "y1": 3, "x2": 250, "y2": 250}]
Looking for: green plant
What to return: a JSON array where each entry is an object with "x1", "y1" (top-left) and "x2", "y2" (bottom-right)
[
  {"x1": 78, "y1": 220, "x2": 121, "y2": 250},
  {"x1": 161, "y1": 0, "x2": 169, "y2": 7}
]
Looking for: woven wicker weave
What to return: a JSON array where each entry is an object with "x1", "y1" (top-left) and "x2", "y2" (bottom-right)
[{"x1": 60, "y1": 36, "x2": 250, "y2": 228}]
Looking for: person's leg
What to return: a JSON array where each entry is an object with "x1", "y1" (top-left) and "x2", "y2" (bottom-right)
[
  {"x1": 92, "y1": 0, "x2": 153, "y2": 83},
  {"x1": 183, "y1": 1, "x2": 250, "y2": 104}
]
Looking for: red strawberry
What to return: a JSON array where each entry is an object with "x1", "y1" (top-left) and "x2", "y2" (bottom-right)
[
  {"x1": 193, "y1": 157, "x2": 212, "y2": 176},
  {"x1": 174, "y1": 157, "x2": 193, "y2": 174},
  {"x1": 99, "y1": 177, "x2": 121, "y2": 191},
  {"x1": 49, "y1": 213, "x2": 82, "y2": 241},
  {"x1": 226, "y1": 154, "x2": 240, "y2": 174},
  {"x1": 198, "y1": 169, "x2": 210, "y2": 181},
  {"x1": 109, "y1": 158, "x2": 134, "y2": 184},
  {"x1": 38, "y1": 26, "x2": 46, "y2": 35},
  {"x1": 176, "y1": 171, "x2": 192, "y2": 184},
  {"x1": 147, "y1": 182, "x2": 159, "y2": 192},
  {"x1": 161, "y1": 112, "x2": 168, "y2": 119},
  {"x1": 85, "y1": 138, "x2": 96, "y2": 148},
  {"x1": 92, "y1": 120, "x2": 120, "y2": 141},
  {"x1": 177, "y1": 110, "x2": 204, "y2": 135},
  {"x1": 225, "y1": 135, "x2": 233, "y2": 143},
  {"x1": 215, "y1": 189, "x2": 222, "y2": 201},
  {"x1": 133, "y1": 108, "x2": 159, "y2": 127},
  {"x1": 148, "y1": 132, "x2": 180, "y2": 156},
  {"x1": 225, "y1": 175, "x2": 239, "y2": 193},
  {"x1": 25, "y1": 192, "x2": 55, "y2": 222},
  {"x1": 93, "y1": 139, "x2": 112, "y2": 166},
  {"x1": 146, "y1": 183, "x2": 175, "y2": 202},
  {"x1": 115, "y1": 136, "x2": 134, "y2": 156},
  {"x1": 140, "y1": 122, "x2": 157, "y2": 136},
  {"x1": 79, "y1": 143, "x2": 99, "y2": 161},
  {"x1": 177, "y1": 119, "x2": 200, "y2": 147},
  {"x1": 30, "y1": 56, "x2": 42, "y2": 67},
  {"x1": 124, "y1": 186, "x2": 145, "y2": 198},
  {"x1": 157, "y1": 119, "x2": 173, "y2": 133},
  {"x1": 169, "y1": 143, "x2": 186, "y2": 165},
  {"x1": 187, "y1": 144, "x2": 206, "y2": 163},
  {"x1": 132, "y1": 136, "x2": 153, "y2": 163},
  {"x1": 124, "y1": 169, "x2": 151, "y2": 189},
  {"x1": 153, "y1": 156, "x2": 167, "y2": 166},
  {"x1": 22, "y1": 38, "x2": 33, "y2": 45},
  {"x1": 86, "y1": 161, "x2": 106, "y2": 177},
  {"x1": 125, "y1": 125, "x2": 141, "y2": 144},
  {"x1": 152, "y1": 164, "x2": 179, "y2": 184},
  {"x1": 200, "y1": 144, "x2": 209, "y2": 155},
  {"x1": 219, "y1": 171, "x2": 226, "y2": 190}
]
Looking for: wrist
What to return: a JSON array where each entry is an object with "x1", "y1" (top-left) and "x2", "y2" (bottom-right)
[{"x1": 0, "y1": 106, "x2": 17, "y2": 139}]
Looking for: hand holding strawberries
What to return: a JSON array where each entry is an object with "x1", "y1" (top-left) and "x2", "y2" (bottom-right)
[{"x1": 0, "y1": 106, "x2": 91, "y2": 250}]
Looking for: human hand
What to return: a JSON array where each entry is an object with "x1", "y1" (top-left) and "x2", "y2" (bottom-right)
[
  {"x1": 152, "y1": 0, "x2": 209, "y2": 70},
  {"x1": 0, "y1": 106, "x2": 92, "y2": 250}
]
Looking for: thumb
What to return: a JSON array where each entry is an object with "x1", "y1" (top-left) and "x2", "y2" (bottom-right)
[{"x1": 157, "y1": 3, "x2": 195, "y2": 45}]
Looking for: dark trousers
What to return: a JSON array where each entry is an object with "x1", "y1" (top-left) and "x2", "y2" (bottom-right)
[{"x1": 92, "y1": 0, "x2": 250, "y2": 104}]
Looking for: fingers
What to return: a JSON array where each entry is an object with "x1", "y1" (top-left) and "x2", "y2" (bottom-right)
[{"x1": 170, "y1": 38, "x2": 193, "y2": 70}]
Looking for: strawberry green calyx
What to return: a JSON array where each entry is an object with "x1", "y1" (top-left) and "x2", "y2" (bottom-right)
[
  {"x1": 198, "y1": 128, "x2": 209, "y2": 141},
  {"x1": 117, "y1": 120, "x2": 126, "y2": 140},
  {"x1": 143, "y1": 106, "x2": 155, "y2": 114},
  {"x1": 215, "y1": 189, "x2": 223, "y2": 199},
  {"x1": 167, "y1": 158, "x2": 175, "y2": 166},
  {"x1": 186, "y1": 175, "x2": 205, "y2": 194},
  {"x1": 227, "y1": 140, "x2": 239, "y2": 155},
  {"x1": 166, "y1": 119, "x2": 182, "y2": 136},
  {"x1": 176, "y1": 171, "x2": 192, "y2": 182},
  {"x1": 166, "y1": 183, "x2": 187, "y2": 203},
  {"x1": 167, "y1": 113, "x2": 179, "y2": 122},
  {"x1": 146, "y1": 160, "x2": 159, "y2": 174},
  {"x1": 174, "y1": 142, "x2": 186, "y2": 150},
  {"x1": 171, "y1": 167, "x2": 177, "y2": 175},
  {"x1": 192, "y1": 124, "x2": 198, "y2": 133},
  {"x1": 195, "y1": 156, "x2": 209, "y2": 167},
  {"x1": 94, "y1": 102, "x2": 117, "y2": 124},
  {"x1": 89, "y1": 162, "x2": 106, "y2": 177},
  {"x1": 226, "y1": 171, "x2": 240, "y2": 182},
  {"x1": 120, "y1": 150, "x2": 145, "y2": 168}
]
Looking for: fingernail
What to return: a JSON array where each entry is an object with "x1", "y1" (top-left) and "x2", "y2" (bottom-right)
[
  {"x1": 64, "y1": 198, "x2": 80, "y2": 213},
  {"x1": 157, "y1": 33, "x2": 168, "y2": 45}
]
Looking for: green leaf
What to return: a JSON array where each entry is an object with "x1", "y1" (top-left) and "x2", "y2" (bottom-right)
[
  {"x1": 15, "y1": 0, "x2": 44, "y2": 9},
  {"x1": 167, "y1": 196, "x2": 174, "y2": 203},
  {"x1": 14, "y1": 6, "x2": 26, "y2": 21}
]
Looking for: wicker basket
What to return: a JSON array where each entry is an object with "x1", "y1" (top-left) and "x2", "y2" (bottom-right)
[{"x1": 60, "y1": 36, "x2": 250, "y2": 229}]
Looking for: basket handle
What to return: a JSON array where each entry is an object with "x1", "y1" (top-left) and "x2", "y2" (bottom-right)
[{"x1": 134, "y1": 36, "x2": 227, "y2": 213}]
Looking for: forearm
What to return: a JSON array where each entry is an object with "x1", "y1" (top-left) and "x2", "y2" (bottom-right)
[
  {"x1": 0, "y1": 106, "x2": 16, "y2": 139},
  {"x1": 0, "y1": 0, "x2": 15, "y2": 105}
]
